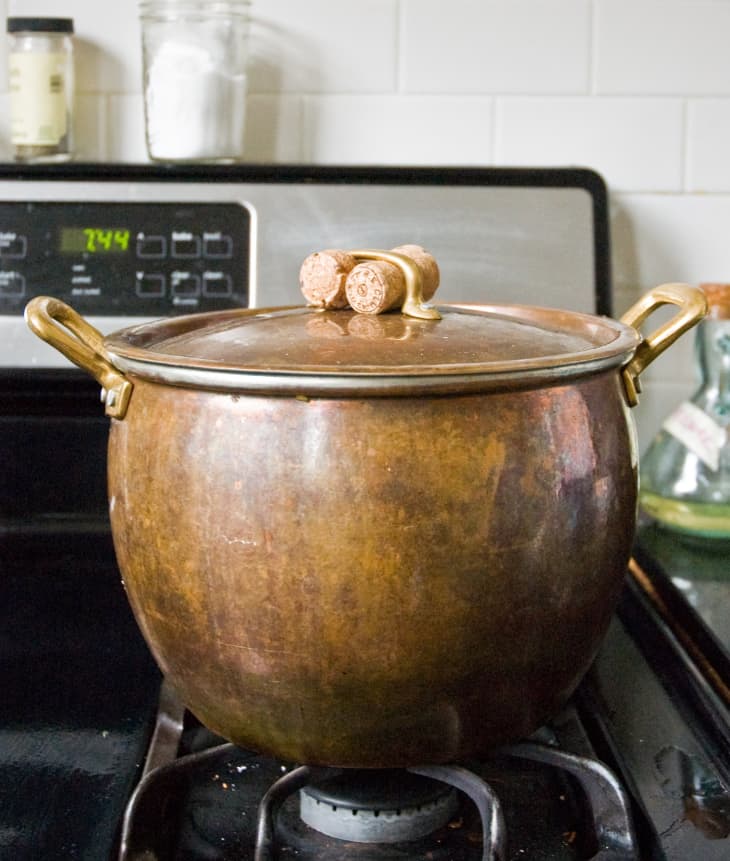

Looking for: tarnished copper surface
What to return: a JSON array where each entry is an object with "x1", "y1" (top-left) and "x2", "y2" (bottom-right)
[
  {"x1": 108, "y1": 371, "x2": 637, "y2": 767},
  {"x1": 25, "y1": 288, "x2": 707, "y2": 766}
]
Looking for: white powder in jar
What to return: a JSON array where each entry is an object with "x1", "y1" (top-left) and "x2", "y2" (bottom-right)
[{"x1": 144, "y1": 40, "x2": 245, "y2": 160}]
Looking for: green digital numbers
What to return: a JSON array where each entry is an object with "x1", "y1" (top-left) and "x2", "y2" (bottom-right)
[{"x1": 81, "y1": 228, "x2": 130, "y2": 253}]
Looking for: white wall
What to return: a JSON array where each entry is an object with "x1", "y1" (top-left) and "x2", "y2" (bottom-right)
[{"x1": 3, "y1": 0, "x2": 729, "y2": 448}]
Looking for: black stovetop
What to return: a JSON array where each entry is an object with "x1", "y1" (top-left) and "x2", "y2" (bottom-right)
[{"x1": 0, "y1": 530, "x2": 160, "y2": 860}]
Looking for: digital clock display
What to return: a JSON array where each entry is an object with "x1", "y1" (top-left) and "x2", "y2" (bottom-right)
[
  {"x1": 60, "y1": 227, "x2": 131, "y2": 254},
  {"x1": 0, "y1": 200, "x2": 250, "y2": 318}
]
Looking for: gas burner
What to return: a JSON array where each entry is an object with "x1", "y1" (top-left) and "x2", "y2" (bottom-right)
[
  {"x1": 299, "y1": 768, "x2": 459, "y2": 843},
  {"x1": 256, "y1": 762, "x2": 505, "y2": 860}
]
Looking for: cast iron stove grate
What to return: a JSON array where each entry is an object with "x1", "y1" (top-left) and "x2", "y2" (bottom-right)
[{"x1": 118, "y1": 684, "x2": 637, "y2": 861}]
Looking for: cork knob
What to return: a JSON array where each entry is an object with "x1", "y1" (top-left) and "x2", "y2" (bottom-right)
[
  {"x1": 345, "y1": 245, "x2": 439, "y2": 316},
  {"x1": 299, "y1": 245, "x2": 441, "y2": 319},
  {"x1": 299, "y1": 249, "x2": 357, "y2": 309}
]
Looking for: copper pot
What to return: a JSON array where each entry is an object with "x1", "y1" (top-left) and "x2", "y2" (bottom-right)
[{"x1": 25, "y1": 252, "x2": 706, "y2": 767}]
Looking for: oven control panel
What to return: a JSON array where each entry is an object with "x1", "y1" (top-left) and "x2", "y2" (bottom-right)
[{"x1": 0, "y1": 201, "x2": 251, "y2": 316}]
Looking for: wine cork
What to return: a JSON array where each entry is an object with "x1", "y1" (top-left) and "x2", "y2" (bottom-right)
[
  {"x1": 345, "y1": 260, "x2": 404, "y2": 315},
  {"x1": 345, "y1": 245, "x2": 439, "y2": 315},
  {"x1": 391, "y1": 245, "x2": 440, "y2": 301},
  {"x1": 299, "y1": 249, "x2": 357, "y2": 309}
]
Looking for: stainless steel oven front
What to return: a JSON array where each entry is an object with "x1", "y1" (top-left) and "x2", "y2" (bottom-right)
[{"x1": 0, "y1": 164, "x2": 610, "y2": 370}]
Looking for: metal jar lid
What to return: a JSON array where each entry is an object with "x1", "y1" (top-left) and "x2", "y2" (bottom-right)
[{"x1": 7, "y1": 18, "x2": 74, "y2": 33}]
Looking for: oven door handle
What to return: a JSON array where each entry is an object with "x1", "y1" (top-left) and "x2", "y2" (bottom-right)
[{"x1": 24, "y1": 296, "x2": 133, "y2": 419}]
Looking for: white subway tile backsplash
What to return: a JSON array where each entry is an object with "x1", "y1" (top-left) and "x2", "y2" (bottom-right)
[
  {"x1": 400, "y1": 0, "x2": 591, "y2": 94},
  {"x1": 107, "y1": 93, "x2": 148, "y2": 162},
  {"x1": 687, "y1": 99, "x2": 730, "y2": 192},
  {"x1": 74, "y1": 93, "x2": 107, "y2": 160},
  {"x1": 495, "y1": 98, "x2": 684, "y2": 192},
  {"x1": 301, "y1": 95, "x2": 493, "y2": 165},
  {"x1": 249, "y1": 0, "x2": 397, "y2": 94},
  {"x1": 245, "y1": 95, "x2": 303, "y2": 162},
  {"x1": 611, "y1": 193, "x2": 730, "y2": 292},
  {"x1": 595, "y1": 0, "x2": 730, "y2": 95}
]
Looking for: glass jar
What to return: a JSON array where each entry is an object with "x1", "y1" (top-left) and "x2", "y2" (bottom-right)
[
  {"x1": 7, "y1": 17, "x2": 74, "y2": 162},
  {"x1": 139, "y1": 1, "x2": 251, "y2": 162},
  {"x1": 640, "y1": 283, "x2": 730, "y2": 541}
]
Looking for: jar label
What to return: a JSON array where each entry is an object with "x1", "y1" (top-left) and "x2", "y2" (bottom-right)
[
  {"x1": 9, "y1": 52, "x2": 68, "y2": 146},
  {"x1": 662, "y1": 401, "x2": 726, "y2": 471}
]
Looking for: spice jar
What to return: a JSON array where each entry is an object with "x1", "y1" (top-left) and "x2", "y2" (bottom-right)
[
  {"x1": 7, "y1": 17, "x2": 74, "y2": 162},
  {"x1": 640, "y1": 283, "x2": 730, "y2": 540},
  {"x1": 139, "y1": 1, "x2": 251, "y2": 162}
]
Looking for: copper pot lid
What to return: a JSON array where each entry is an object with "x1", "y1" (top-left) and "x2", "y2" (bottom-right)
[{"x1": 103, "y1": 303, "x2": 640, "y2": 396}]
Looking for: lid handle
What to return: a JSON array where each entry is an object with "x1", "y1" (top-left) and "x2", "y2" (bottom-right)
[{"x1": 347, "y1": 249, "x2": 441, "y2": 320}]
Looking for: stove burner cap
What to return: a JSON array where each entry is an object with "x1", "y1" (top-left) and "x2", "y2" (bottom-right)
[{"x1": 299, "y1": 768, "x2": 459, "y2": 844}]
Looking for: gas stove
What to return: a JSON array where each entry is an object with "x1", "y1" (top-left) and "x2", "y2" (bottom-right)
[{"x1": 1, "y1": 165, "x2": 729, "y2": 861}]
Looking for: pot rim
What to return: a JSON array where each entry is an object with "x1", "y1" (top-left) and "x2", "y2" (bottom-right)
[
  {"x1": 105, "y1": 354, "x2": 636, "y2": 396},
  {"x1": 104, "y1": 302, "x2": 641, "y2": 396}
]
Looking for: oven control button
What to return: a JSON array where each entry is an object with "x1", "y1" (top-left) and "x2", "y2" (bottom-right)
[
  {"x1": 0, "y1": 270, "x2": 26, "y2": 296},
  {"x1": 0, "y1": 233, "x2": 27, "y2": 259},
  {"x1": 203, "y1": 234, "x2": 233, "y2": 259},
  {"x1": 171, "y1": 233, "x2": 201, "y2": 259},
  {"x1": 136, "y1": 235, "x2": 167, "y2": 259},
  {"x1": 171, "y1": 272, "x2": 201, "y2": 297},
  {"x1": 135, "y1": 272, "x2": 165, "y2": 298},
  {"x1": 202, "y1": 272, "x2": 233, "y2": 297}
]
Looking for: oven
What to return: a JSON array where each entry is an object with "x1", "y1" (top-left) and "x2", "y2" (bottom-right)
[{"x1": 1, "y1": 163, "x2": 728, "y2": 860}]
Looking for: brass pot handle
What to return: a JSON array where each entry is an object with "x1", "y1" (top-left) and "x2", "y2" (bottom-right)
[
  {"x1": 24, "y1": 296, "x2": 132, "y2": 419},
  {"x1": 620, "y1": 282, "x2": 707, "y2": 406}
]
